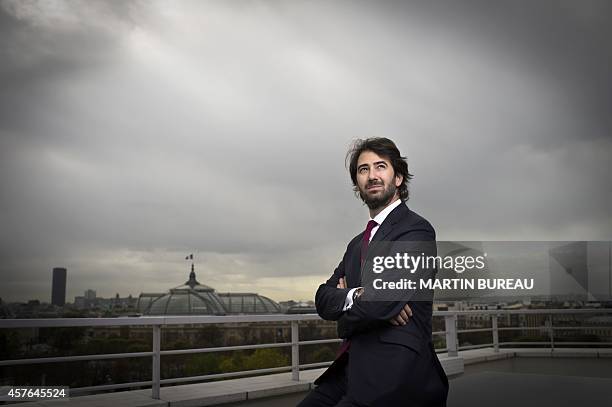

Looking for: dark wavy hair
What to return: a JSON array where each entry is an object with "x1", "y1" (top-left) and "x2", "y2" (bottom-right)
[{"x1": 345, "y1": 137, "x2": 413, "y2": 201}]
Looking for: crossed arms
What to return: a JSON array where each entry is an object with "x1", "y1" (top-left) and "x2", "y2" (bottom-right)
[
  {"x1": 336, "y1": 277, "x2": 413, "y2": 327},
  {"x1": 314, "y1": 266, "x2": 412, "y2": 338},
  {"x1": 315, "y1": 227, "x2": 435, "y2": 338}
]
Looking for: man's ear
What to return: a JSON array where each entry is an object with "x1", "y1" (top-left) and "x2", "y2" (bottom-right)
[{"x1": 395, "y1": 174, "x2": 403, "y2": 187}]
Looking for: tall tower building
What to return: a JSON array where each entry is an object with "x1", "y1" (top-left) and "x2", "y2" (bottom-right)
[{"x1": 51, "y1": 267, "x2": 67, "y2": 306}]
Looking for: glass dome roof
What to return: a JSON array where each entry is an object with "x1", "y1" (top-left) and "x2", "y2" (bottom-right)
[
  {"x1": 137, "y1": 293, "x2": 164, "y2": 313},
  {"x1": 139, "y1": 264, "x2": 282, "y2": 316},
  {"x1": 217, "y1": 293, "x2": 281, "y2": 314},
  {"x1": 146, "y1": 289, "x2": 226, "y2": 315}
]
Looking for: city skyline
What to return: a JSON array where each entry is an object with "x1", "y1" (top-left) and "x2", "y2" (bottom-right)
[
  {"x1": 4, "y1": 240, "x2": 611, "y2": 305},
  {"x1": 2, "y1": 261, "x2": 314, "y2": 304},
  {"x1": 1, "y1": 1, "x2": 611, "y2": 303}
]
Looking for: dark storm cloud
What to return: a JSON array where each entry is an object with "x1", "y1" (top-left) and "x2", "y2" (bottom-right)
[
  {"x1": 0, "y1": 1, "x2": 140, "y2": 133},
  {"x1": 0, "y1": 0, "x2": 610, "y2": 302},
  {"x1": 406, "y1": 0, "x2": 612, "y2": 147}
]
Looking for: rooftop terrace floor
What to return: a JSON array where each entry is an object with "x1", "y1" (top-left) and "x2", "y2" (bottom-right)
[
  {"x1": 10, "y1": 348, "x2": 612, "y2": 407},
  {"x1": 222, "y1": 350, "x2": 612, "y2": 407}
]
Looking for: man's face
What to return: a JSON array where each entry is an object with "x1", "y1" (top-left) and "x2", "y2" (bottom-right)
[{"x1": 356, "y1": 151, "x2": 403, "y2": 210}]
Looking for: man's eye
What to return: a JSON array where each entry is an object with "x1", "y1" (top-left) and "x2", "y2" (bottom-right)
[
  {"x1": 376, "y1": 164, "x2": 385, "y2": 169},
  {"x1": 359, "y1": 168, "x2": 368, "y2": 173}
]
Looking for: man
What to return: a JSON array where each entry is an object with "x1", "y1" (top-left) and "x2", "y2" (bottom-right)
[{"x1": 298, "y1": 138, "x2": 448, "y2": 407}]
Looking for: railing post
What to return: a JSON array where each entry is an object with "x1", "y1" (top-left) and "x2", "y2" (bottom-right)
[
  {"x1": 445, "y1": 314, "x2": 458, "y2": 357},
  {"x1": 291, "y1": 320, "x2": 299, "y2": 381},
  {"x1": 548, "y1": 314, "x2": 554, "y2": 351},
  {"x1": 492, "y1": 314, "x2": 499, "y2": 352},
  {"x1": 152, "y1": 325, "x2": 161, "y2": 399}
]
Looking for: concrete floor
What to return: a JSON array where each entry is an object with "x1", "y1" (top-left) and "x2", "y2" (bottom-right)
[
  {"x1": 10, "y1": 349, "x2": 612, "y2": 407},
  {"x1": 223, "y1": 356, "x2": 612, "y2": 407}
]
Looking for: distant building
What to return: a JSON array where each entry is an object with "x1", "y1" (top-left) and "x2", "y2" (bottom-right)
[
  {"x1": 113, "y1": 293, "x2": 134, "y2": 309},
  {"x1": 74, "y1": 296, "x2": 86, "y2": 309},
  {"x1": 51, "y1": 267, "x2": 67, "y2": 306},
  {"x1": 74, "y1": 289, "x2": 95, "y2": 309},
  {"x1": 85, "y1": 289, "x2": 96, "y2": 300},
  {"x1": 73, "y1": 290, "x2": 136, "y2": 311},
  {"x1": 138, "y1": 264, "x2": 281, "y2": 315},
  {"x1": 280, "y1": 300, "x2": 316, "y2": 314},
  {"x1": 0, "y1": 297, "x2": 11, "y2": 318}
]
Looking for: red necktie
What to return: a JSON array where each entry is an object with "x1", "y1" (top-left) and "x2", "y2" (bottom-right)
[
  {"x1": 336, "y1": 220, "x2": 379, "y2": 359},
  {"x1": 360, "y1": 220, "x2": 378, "y2": 265}
]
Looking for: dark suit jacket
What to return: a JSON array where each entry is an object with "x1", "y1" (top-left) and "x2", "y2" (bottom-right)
[{"x1": 314, "y1": 202, "x2": 448, "y2": 406}]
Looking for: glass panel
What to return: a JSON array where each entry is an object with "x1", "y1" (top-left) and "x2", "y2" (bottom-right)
[
  {"x1": 230, "y1": 295, "x2": 243, "y2": 313},
  {"x1": 218, "y1": 296, "x2": 230, "y2": 310},
  {"x1": 261, "y1": 297, "x2": 280, "y2": 313},
  {"x1": 241, "y1": 295, "x2": 256, "y2": 313},
  {"x1": 190, "y1": 295, "x2": 210, "y2": 314},
  {"x1": 209, "y1": 294, "x2": 226, "y2": 312},
  {"x1": 148, "y1": 296, "x2": 169, "y2": 315},
  {"x1": 138, "y1": 297, "x2": 152, "y2": 313},
  {"x1": 165, "y1": 294, "x2": 189, "y2": 315},
  {"x1": 255, "y1": 297, "x2": 267, "y2": 313}
]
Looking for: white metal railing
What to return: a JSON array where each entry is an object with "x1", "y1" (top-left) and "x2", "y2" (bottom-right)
[{"x1": 1, "y1": 309, "x2": 611, "y2": 399}]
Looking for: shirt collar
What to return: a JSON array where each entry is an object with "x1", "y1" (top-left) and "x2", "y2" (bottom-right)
[{"x1": 371, "y1": 198, "x2": 402, "y2": 226}]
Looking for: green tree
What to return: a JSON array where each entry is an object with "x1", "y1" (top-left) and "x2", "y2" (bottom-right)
[
  {"x1": 243, "y1": 349, "x2": 289, "y2": 370},
  {"x1": 0, "y1": 330, "x2": 21, "y2": 359},
  {"x1": 309, "y1": 346, "x2": 335, "y2": 364},
  {"x1": 184, "y1": 353, "x2": 222, "y2": 376},
  {"x1": 43, "y1": 327, "x2": 86, "y2": 353},
  {"x1": 219, "y1": 352, "x2": 246, "y2": 373}
]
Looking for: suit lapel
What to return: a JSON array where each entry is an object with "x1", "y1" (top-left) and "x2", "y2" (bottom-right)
[
  {"x1": 370, "y1": 202, "x2": 408, "y2": 244},
  {"x1": 348, "y1": 202, "x2": 409, "y2": 285}
]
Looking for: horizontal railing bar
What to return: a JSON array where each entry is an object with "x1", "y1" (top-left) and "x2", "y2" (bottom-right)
[
  {"x1": 546, "y1": 342, "x2": 612, "y2": 346},
  {"x1": 0, "y1": 351, "x2": 153, "y2": 366},
  {"x1": 160, "y1": 339, "x2": 342, "y2": 355},
  {"x1": 298, "y1": 339, "x2": 343, "y2": 346},
  {"x1": 432, "y1": 331, "x2": 446, "y2": 336},
  {"x1": 299, "y1": 362, "x2": 333, "y2": 369},
  {"x1": 457, "y1": 328, "x2": 493, "y2": 333},
  {"x1": 500, "y1": 342, "x2": 553, "y2": 345},
  {"x1": 497, "y1": 326, "x2": 612, "y2": 331},
  {"x1": 497, "y1": 326, "x2": 548, "y2": 331},
  {"x1": 458, "y1": 343, "x2": 494, "y2": 350},
  {"x1": 459, "y1": 326, "x2": 612, "y2": 332},
  {"x1": 435, "y1": 309, "x2": 612, "y2": 317},
  {"x1": 0, "y1": 314, "x2": 323, "y2": 329},
  {"x1": 2, "y1": 309, "x2": 611, "y2": 329},
  {"x1": 161, "y1": 342, "x2": 291, "y2": 356},
  {"x1": 0, "y1": 317, "x2": 165, "y2": 328},
  {"x1": 551, "y1": 326, "x2": 612, "y2": 330},
  {"x1": 160, "y1": 366, "x2": 291, "y2": 384}
]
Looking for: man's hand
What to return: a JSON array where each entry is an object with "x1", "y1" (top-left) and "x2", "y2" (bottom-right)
[
  {"x1": 389, "y1": 303, "x2": 413, "y2": 326},
  {"x1": 337, "y1": 277, "x2": 346, "y2": 289}
]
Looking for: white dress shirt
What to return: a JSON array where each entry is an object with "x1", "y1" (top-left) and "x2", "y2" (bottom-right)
[{"x1": 343, "y1": 198, "x2": 403, "y2": 310}]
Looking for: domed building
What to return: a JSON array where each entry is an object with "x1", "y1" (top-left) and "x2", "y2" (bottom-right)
[{"x1": 137, "y1": 264, "x2": 281, "y2": 315}]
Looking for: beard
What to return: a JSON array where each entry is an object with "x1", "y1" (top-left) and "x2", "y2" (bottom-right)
[{"x1": 359, "y1": 180, "x2": 397, "y2": 210}]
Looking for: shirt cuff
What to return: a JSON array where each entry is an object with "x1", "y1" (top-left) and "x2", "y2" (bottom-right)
[{"x1": 343, "y1": 287, "x2": 361, "y2": 311}]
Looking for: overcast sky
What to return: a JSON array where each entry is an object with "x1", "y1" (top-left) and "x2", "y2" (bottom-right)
[{"x1": 1, "y1": 0, "x2": 611, "y2": 303}]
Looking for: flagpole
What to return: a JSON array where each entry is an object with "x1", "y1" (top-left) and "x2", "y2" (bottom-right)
[
  {"x1": 186, "y1": 254, "x2": 194, "y2": 273},
  {"x1": 608, "y1": 240, "x2": 612, "y2": 301}
]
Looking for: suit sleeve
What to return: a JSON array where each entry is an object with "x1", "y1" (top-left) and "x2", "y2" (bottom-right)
[
  {"x1": 336, "y1": 222, "x2": 436, "y2": 338},
  {"x1": 314, "y1": 256, "x2": 351, "y2": 321}
]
